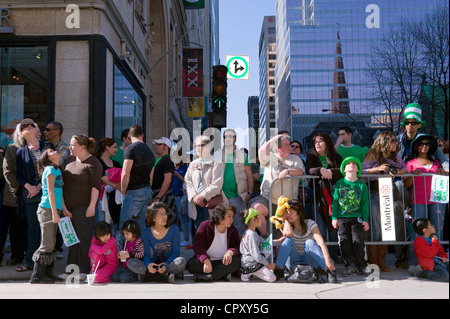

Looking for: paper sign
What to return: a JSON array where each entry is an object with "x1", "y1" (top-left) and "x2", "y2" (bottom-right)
[
  {"x1": 378, "y1": 177, "x2": 396, "y2": 241},
  {"x1": 261, "y1": 234, "x2": 272, "y2": 257},
  {"x1": 58, "y1": 217, "x2": 80, "y2": 247},
  {"x1": 430, "y1": 175, "x2": 449, "y2": 204}
]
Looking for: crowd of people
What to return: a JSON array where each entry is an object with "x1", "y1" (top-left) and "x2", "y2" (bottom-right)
[{"x1": 0, "y1": 103, "x2": 449, "y2": 284}]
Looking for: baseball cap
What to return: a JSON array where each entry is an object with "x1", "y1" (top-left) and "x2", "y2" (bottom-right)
[{"x1": 152, "y1": 137, "x2": 172, "y2": 148}]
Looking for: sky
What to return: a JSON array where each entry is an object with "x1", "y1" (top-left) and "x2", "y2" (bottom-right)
[{"x1": 218, "y1": 0, "x2": 276, "y2": 148}]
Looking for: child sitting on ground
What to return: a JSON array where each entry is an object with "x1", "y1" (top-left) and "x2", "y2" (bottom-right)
[
  {"x1": 239, "y1": 208, "x2": 277, "y2": 282},
  {"x1": 331, "y1": 157, "x2": 370, "y2": 277},
  {"x1": 412, "y1": 218, "x2": 449, "y2": 282},
  {"x1": 112, "y1": 219, "x2": 144, "y2": 283},
  {"x1": 88, "y1": 221, "x2": 119, "y2": 283}
]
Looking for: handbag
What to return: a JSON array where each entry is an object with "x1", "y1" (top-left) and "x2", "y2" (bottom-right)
[
  {"x1": 23, "y1": 188, "x2": 42, "y2": 204},
  {"x1": 204, "y1": 194, "x2": 224, "y2": 209},
  {"x1": 198, "y1": 163, "x2": 224, "y2": 209}
]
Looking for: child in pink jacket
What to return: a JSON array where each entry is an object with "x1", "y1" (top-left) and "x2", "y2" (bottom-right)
[{"x1": 88, "y1": 221, "x2": 119, "y2": 283}]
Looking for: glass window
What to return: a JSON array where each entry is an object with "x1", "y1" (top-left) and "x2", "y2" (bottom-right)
[
  {"x1": 0, "y1": 45, "x2": 48, "y2": 147},
  {"x1": 113, "y1": 65, "x2": 144, "y2": 144}
]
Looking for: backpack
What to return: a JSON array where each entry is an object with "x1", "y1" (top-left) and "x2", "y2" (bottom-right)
[{"x1": 285, "y1": 264, "x2": 316, "y2": 283}]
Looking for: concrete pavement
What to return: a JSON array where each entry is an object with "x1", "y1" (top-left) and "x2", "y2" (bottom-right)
[{"x1": 0, "y1": 242, "x2": 448, "y2": 300}]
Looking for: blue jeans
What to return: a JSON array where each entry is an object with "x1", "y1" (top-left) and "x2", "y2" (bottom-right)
[
  {"x1": 412, "y1": 203, "x2": 446, "y2": 240},
  {"x1": 228, "y1": 196, "x2": 245, "y2": 238},
  {"x1": 24, "y1": 202, "x2": 41, "y2": 267},
  {"x1": 175, "y1": 194, "x2": 191, "y2": 242},
  {"x1": 276, "y1": 237, "x2": 326, "y2": 271},
  {"x1": 416, "y1": 259, "x2": 449, "y2": 282},
  {"x1": 194, "y1": 205, "x2": 209, "y2": 233},
  {"x1": 119, "y1": 187, "x2": 152, "y2": 239}
]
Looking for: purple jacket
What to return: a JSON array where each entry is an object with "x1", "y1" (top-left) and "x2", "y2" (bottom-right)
[{"x1": 193, "y1": 220, "x2": 240, "y2": 263}]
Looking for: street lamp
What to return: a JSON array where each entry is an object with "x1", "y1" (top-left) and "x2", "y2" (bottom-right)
[{"x1": 322, "y1": 109, "x2": 361, "y2": 145}]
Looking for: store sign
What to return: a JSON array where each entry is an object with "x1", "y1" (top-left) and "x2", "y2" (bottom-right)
[
  {"x1": 182, "y1": 48, "x2": 203, "y2": 97},
  {"x1": 188, "y1": 97, "x2": 206, "y2": 118},
  {"x1": 0, "y1": 8, "x2": 14, "y2": 33}
]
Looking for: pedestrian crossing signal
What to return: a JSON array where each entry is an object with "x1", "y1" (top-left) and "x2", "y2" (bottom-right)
[{"x1": 212, "y1": 65, "x2": 228, "y2": 112}]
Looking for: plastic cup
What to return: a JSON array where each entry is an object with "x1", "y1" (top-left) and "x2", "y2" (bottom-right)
[
  {"x1": 120, "y1": 251, "x2": 127, "y2": 262},
  {"x1": 87, "y1": 274, "x2": 96, "y2": 286}
]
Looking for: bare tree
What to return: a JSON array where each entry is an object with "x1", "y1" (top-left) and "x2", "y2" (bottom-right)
[
  {"x1": 413, "y1": 5, "x2": 449, "y2": 138},
  {"x1": 366, "y1": 66, "x2": 402, "y2": 133},
  {"x1": 367, "y1": 19, "x2": 424, "y2": 134}
]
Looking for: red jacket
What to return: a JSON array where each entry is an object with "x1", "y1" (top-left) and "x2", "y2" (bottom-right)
[
  {"x1": 193, "y1": 220, "x2": 240, "y2": 263},
  {"x1": 413, "y1": 236, "x2": 447, "y2": 271}
]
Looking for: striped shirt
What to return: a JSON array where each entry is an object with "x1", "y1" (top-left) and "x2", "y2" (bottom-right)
[{"x1": 292, "y1": 219, "x2": 317, "y2": 255}]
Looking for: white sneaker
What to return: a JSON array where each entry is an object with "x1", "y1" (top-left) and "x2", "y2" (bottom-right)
[{"x1": 241, "y1": 274, "x2": 250, "y2": 282}]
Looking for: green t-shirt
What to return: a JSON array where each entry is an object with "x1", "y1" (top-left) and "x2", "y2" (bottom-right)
[
  {"x1": 318, "y1": 155, "x2": 328, "y2": 168},
  {"x1": 111, "y1": 147, "x2": 124, "y2": 166},
  {"x1": 222, "y1": 153, "x2": 250, "y2": 199},
  {"x1": 331, "y1": 178, "x2": 369, "y2": 222},
  {"x1": 337, "y1": 144, "x2": 366, "y2": 162}
]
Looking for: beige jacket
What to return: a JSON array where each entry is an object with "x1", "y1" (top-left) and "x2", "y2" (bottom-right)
[
  {"x1": 185, "y1": 156, "x2": 226, "y2": 220},
  {"x1": 213, "y1": 148, "x2": 248, "y2": 201}
]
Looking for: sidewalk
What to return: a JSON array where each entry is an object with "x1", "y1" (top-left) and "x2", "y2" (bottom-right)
[{"x1": 1, "y1": 241, "x2": 448, "y2": 299}]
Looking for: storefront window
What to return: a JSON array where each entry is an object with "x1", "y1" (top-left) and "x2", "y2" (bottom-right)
[
  {"x1": 113, "y1": 64, "x2": 144, "y2": 143},
  {"x1": 0, "y1": 45, "x2": 48, "y2": 148}
]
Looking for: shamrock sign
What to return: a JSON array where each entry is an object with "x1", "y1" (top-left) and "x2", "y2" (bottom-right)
[
  {"x1": 430, "y1": 175, "x2": 449, "y2": 204},
  {"x1": 58, "y1": 217, "x2": 80, "y2": 247}
]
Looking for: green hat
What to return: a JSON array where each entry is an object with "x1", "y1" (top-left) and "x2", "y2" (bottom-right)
[
  {"x1": 245, "y1": 208, "x2": 260, "y2": 225},
  {"x1": 340, "y1": 157, "x2": 362, "y2": 177},
  {"x1": 401, "y1": 103, "x2": 426, "y2": 128}
]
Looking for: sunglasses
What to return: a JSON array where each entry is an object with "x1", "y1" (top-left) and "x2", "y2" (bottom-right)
[
  {"x1": 418, "y1": 142, "x2": 430, "y2": 147},
  {"x1": 404, "y1": 121, "x2": 420, "y2": 126},
  {"x1": 20, "y1": 123, "x2": 35, "y2": 130}
]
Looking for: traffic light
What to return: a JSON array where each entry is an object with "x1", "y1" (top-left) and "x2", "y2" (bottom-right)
[{"x1": 211, "y1": 65, "x2": 228, "y2": 112}]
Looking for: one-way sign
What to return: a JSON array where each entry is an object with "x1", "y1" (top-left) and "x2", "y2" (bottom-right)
[{"x1": 225, "y1": 55, "x2": 250, "y2": 80}]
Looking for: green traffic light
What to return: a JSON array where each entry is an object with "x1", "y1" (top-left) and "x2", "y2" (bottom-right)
[{"x1": 214, "y1": 97, "x2": 225, "y2": 108}]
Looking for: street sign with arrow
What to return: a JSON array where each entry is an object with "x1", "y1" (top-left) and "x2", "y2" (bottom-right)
[{"x1": 225, "y1": 55, "x2": 250, "y2": 80}]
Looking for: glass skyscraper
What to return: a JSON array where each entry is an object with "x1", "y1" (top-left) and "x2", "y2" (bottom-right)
[{"x1": 275, "y1": 0, "x2": 445, "y2": 144}]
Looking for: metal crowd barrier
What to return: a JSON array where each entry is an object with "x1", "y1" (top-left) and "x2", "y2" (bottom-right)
[{"x1": 268, "y1": 174, "x2": 449, "y2": 247}]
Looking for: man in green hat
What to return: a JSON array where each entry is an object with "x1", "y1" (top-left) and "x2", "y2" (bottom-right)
[{"x1": 397, "y1": 103, "x2": 448, "y2": 172}]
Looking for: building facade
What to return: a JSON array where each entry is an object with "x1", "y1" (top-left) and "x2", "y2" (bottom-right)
[
  {"x1": 274, "y1": 0, "x2": 443, "y2": 143},
  {"x1": 258, "y1": 15, "x2": 277, "y2": 146},
  {"x1": 0, "y1": 0, "x2": 216, "y2": 149},
  {"x1": 247, "y1": 95, "x2": 259, "y2": 149}
]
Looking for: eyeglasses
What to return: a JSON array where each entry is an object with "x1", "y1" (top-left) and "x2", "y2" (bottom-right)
[
  {"x1": 314, "y1": 140, "x2": 325, "y2": 145},
  {"x1": 404, "y1": 121, "x2": 420, "y2": 126},
  {"x1": 156, "y1": 212, "x2": 168, "y2": 217}
]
